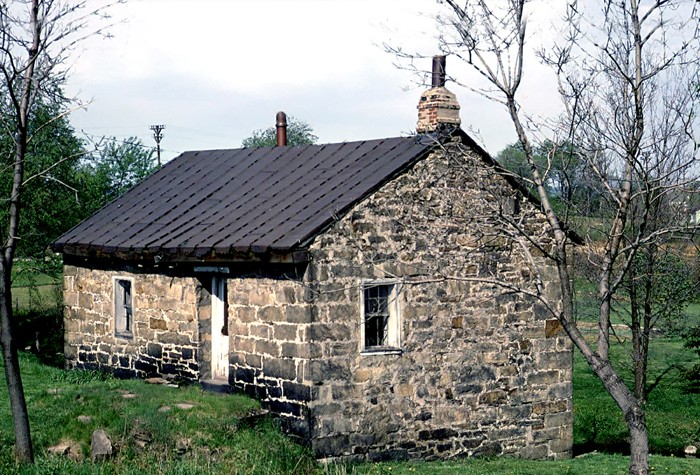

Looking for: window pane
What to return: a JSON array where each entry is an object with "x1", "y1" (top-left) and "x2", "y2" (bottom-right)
[
  {"x1": 115, "y1": 279, "x2": 133, "y2": 336},
  {"x1": 364, "y1": 284, "x2": 392, "y2": 348}
]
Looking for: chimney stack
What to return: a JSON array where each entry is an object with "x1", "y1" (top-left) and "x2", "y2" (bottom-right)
[
  {"x1": 276, "y1": 111, "x2": 288, "y2": 146},
  {"x1": 416, "y1": 55, "x2": 461, "y2": 134},
  {"x1": 431, "y1": 55, "x2": 446, "y2": 87}
]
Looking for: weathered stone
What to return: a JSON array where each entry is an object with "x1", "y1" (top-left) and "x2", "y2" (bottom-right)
[
  {"x1": 62, "y1": 138, "x2": 572, "y2": 464},
  {"x1": 150, "y1": 318, "x2": 167, "y2": 330},
  {"x1": 545, "y1": 319, "x2": 563, "y2": 338},
  {"x1": 264, "y1": 358, "x2": 297, "y2": 381},
  {"x1": 91, "y1": 429, "x2": 113, "y2": 461}
]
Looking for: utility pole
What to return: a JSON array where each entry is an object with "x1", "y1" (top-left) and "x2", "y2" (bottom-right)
[{"x1": 150, "y1": 124, "x2": 165, "y2": 166}]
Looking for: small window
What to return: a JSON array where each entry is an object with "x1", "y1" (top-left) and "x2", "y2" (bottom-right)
[
  {"x1": 114, "y1": 278, "x2": 133, "y2": 338},
  {"x1": 361, "y1": 282, "x2": 401, "y2": 353}
]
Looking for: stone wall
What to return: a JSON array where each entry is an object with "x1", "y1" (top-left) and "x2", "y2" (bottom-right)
[
  {"x1": 63, "y1": 265, "x2": 201, "y2": 379},
  {"x1": 227, "y1": 275, "x2": 313, "y2": 440},
  {"x1": 303, "y1": 143, "x2": 573, "y2": 461}
]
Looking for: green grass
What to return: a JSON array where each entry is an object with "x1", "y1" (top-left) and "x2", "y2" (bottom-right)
[
  {"x1": 0, "y1": 354, "x2": 317, "y2": 474},
  {"x1": 573, "y1": 338, "x2": 700, "y2": 456},
  {"x1": 1, "y1": 354, "x2": 698, "y2": 474},
  {"x1": 343, "y1": 455, "x2": 700, "y2": 474}
]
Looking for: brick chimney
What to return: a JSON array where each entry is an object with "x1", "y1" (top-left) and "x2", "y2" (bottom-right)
[{"x1": 416, "y1": 55, "x2": 461, "y2": 134}]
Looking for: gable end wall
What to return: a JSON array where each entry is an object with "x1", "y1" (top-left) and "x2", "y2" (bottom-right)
[{"x1": 304, "y1": 144, "x2": 573, "y2": 461}]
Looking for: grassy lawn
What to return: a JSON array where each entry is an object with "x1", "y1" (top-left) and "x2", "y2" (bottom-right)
[
  {"x1": 0, "y1": 354, "x2": 697, "y2": 474},
  {"x1": 343, "y1": 455, "x2": 700, "y2": 474},
  {"x1": 573, "y1": 338, "x2": 700, "y2": 456},
  {"x1": 0, "y1": 354, "x2": 317, "y2": 474}
]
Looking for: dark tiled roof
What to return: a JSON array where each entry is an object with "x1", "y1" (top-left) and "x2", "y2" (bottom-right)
[{"x1": 54, "y1": 136, "x2": 432, "y2": 261}]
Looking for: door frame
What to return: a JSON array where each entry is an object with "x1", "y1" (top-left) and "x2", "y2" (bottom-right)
[{"x1": 210, "y1": 274, "x2": 229, "y2": 381}]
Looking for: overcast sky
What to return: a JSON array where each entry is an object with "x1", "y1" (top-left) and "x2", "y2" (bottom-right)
[{"x1": 65, "y1": 0, "x2": 563, "y2": 163}]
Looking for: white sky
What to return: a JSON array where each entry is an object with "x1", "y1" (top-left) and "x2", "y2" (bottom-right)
[{"x1": 65, "y1": 0, "x2": 564, "y2": 163}]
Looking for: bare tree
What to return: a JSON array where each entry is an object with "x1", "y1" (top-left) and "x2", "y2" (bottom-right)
[
  {"x1": 389, "y1": 1, "x2": 699, "y2": 474},
  {"x1": 0, "y1": 0, "x2": 121, "y2": 462}
]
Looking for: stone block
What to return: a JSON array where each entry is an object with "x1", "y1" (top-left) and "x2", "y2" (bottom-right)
[
  {"x1": 532, "y1": 399, "x2": 568, "y2": 415},
  {"x1": 417, "y1": 428, "x2": 458, "y2": 441},
  {"x1": 78, "y1": 292, "x2": 93, "y2": 310},
  {"x1": 233, "y1": 336, "x2": 255, "y2": 354},
  {"x1": 274, "y1": 323, "x2": 298, "y2": 341},
  {"x1": 257, "y1": 304, "x2": 286, "y2": 322},
  {"x1": 353, "y1": 367, "x2": 381, "y2": 383},
  {"x1": 529, "y1": 370, "x2": 561, "y2": 387},
  {"x1": 235, "y1": 307, "x2": 256, "y2": 323},
  {"x1": 283, "y1": 381, "x2": 311, "y2": 402},
  {"x1": 256, "y1": 339, "x2": 280, "y2": 357},
  {"x1": 545, "y1": 319, "x2": 563, "y2": 338},
  {"x1": 150, "y1": 318, "x2": 167, "y2": 330},
  {"x1": 264, "y1": 357, "x2": 297, "y2": 381},
  {"x1": 395, "y1": 384, "x2": 414, "y2": 398},
  {"x1": 249, "y1": 290, "x2": 274, "y2": 307},
  {"x1": 472, "y1": 441, "x2": 503, "y2": 457},
  {"x1": 520, "y1": 443, "x2": 548, "y2": 460},
  {"x1": 545, "y1": 411, "x2": 572, "y2": 429},
  {"x1": 313, "y1": 434, "x2": 350, "y2": 458},
  {"x1": 285, "y1": 305, "x2": 312, "y2": 324},
  {"x1": 549, "y1": 432, "x2": 573, "y2": 453},
  {"x1": 245, "y1": 353, "x2": 262, "y2": 368},
  {"x1": 309, "y1": 360, "x2": 350, "y2": 383},
  {"x1": 250, "y1": 323, "x2": 271, "y2": 339},
  {"x1": 279, "y1": 342, "x2": 308, "y2": 359},
  {"x1": 479, "y1": 389, "x2": 508, "y2": 406}
]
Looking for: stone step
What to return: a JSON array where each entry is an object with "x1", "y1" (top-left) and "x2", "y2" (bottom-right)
[{"x1": 200, "y1": 379, "x2": 234, "y2": 394}]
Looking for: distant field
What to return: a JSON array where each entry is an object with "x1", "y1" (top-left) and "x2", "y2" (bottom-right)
[{"x1": 10, "y1": 259, "x2": 61, "y2": 312}]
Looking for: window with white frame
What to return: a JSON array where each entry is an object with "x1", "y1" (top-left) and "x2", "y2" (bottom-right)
[
  {"x1": 361, "y1": 281, "x2": 401, "y2": 352},
  {"x1": 114, "y1": 278, "x2": 133, "y2": 338}
]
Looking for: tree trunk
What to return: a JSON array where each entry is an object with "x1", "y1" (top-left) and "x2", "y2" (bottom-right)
[
  {"x1": 588, "y1": 352, "x2": 649, "y2": 474},
  {"x1": 0, "y1": 0, "x2": 40, "y2": 463},
  {"x1": 0, "y1": 262, "x2": 33, "y2": 462},
  {"x1": 628, "y1": 406, "x2": 649, "y2": 475}
]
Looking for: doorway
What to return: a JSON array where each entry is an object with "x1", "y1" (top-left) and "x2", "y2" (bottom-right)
[{"x1": 210, "y1": 275, "x2": 229, "y2": 381}]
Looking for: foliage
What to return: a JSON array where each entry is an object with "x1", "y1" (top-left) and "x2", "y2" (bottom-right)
[
  {"x1": 683, "y1": 325, "x2": 700, "y2": 392},
  {"x1": 242, "y1": 116, "x2": 318, "y2": 147},
  {"x1": 623, "y1": 252, "x2": 696, "y2": 336},
  {"x1": 79, "y1": 136, "x2": 158, "y2": 208},
  {"x1": 0, "y1": 100, "x2": 85, "y2": 260},
  {"x1": 497, "y1": 140, "x2": 601, "y2": 216},
  {"x1": 0, "y1": 103, "x2": 156, "y2": 263}
]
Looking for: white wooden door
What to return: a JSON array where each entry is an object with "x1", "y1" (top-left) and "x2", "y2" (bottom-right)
[{"x1": 211, "y1": 276, "x2": 229, "y2": 381}]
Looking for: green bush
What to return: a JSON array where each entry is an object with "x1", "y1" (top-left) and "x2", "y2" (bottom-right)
[
  {"x1": 682, "y1": 324, "x2": 700, "y2": 392},
  {"x1": 14, "y1": 305, "x2": 64, "y2": 368}
]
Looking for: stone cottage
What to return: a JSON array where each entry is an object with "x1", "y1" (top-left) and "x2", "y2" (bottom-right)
[{"x1": 53, "y1": 57, "x2": 573, "y2": 461}]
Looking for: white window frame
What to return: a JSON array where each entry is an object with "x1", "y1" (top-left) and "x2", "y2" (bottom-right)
[
  {"x1": 360, "y1": 279, "x2": 402, "y2": 355},
  {"x1": 113, "y1": 277, "x2": 134, "y2": 338}
]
